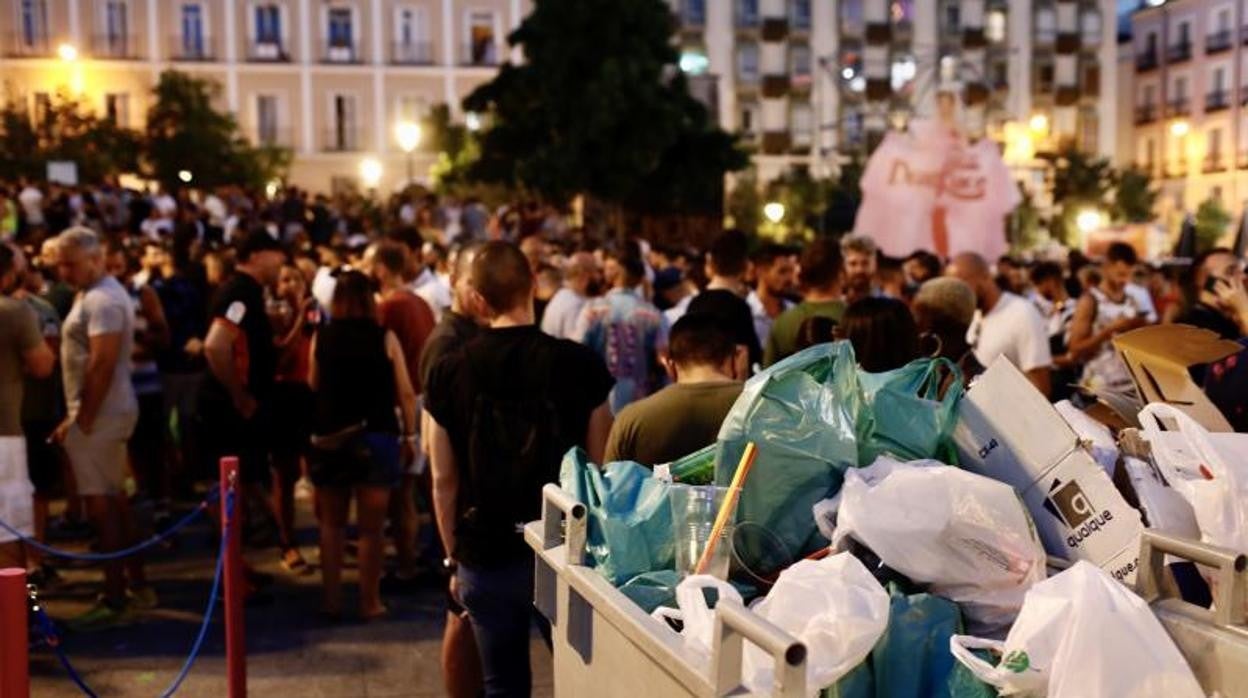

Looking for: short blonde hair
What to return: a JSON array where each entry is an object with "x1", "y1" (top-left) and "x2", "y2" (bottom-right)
[{"x1": 914, "y1": 277, "x2": 976, "y2": 326}]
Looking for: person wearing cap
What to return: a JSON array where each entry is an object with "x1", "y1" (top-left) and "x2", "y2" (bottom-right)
[{"x1": 198, "y1": 226, "x2": 287, "y2": 587}]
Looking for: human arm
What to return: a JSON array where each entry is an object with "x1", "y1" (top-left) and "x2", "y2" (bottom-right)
[
  {"x1": 1025, "y1": 367, "x2": 1052, "y2": 399},
  {"x1": 1065, "y1": 294, "x2": 1101, "y2": 359},
  {"x1": 428, "y1": 417, "x2": 459, "y2": 562},
  {"x1": 306, "y1": 334, "x2": 319, "y2": 391},
  {"x1": 384, "y1": 330, "x2": 419, "y2": 461},
  {"x1": 585, "y1": 401, "x2": 613, "y2": 464},
  {"x1": 1211, "y1": 274, "x2": 1248, "y2": 336},
  {"x1": 14, "y1": 306, "x2": 53, "y2": 378},
  {"x1": 137, "y1": 285, "x2": 170, "y2": 352},
  {"x1": 203, "y1": 320, "x2": 257, "y2": 418},
  {"x1": 73, "y1": 331, "x2": 124, "y2": 433}
]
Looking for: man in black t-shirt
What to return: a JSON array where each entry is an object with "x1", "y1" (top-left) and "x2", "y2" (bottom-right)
[{"x1": 426, "y1": 241, "x2": 613, "y2": 697}]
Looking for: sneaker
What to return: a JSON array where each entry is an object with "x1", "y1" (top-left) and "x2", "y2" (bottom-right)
[
  {"x1": 127, "y1": 586, "x2": 159, "y2": 610},
  {"x1": 280, "y1": 547, "x2": 310, "y2": 575},
  {"x1": 68, "y1": 597, "x2": 134, "y2": 631}
]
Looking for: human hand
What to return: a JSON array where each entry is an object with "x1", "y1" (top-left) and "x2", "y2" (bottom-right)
[
  {"x1": 184, "y1": 337, "x2": 204, "y2": 356},
  {"x1": 1211, "y1": 274, "x2": 1248, "y2": 318},
  {"x1": 448, "y1": 573, "x2": 463, "y2": 606},
  {"x1": 49, "y1": 417, "x2": 74, "y2": 444}
]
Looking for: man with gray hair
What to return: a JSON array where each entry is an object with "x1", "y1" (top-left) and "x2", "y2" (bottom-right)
[
  {"x1": 540, "y1": 251, "x2": 599, "y2": 340},
  {"x1": 840, "y1": 234, "x2": 882, "y2": 305},
  {"x1": 50, "y1": 226, "x2": 152, "y2": 627}
]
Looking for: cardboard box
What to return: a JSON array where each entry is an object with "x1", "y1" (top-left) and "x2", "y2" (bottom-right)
[
  {"x1": 1113, "y1": 324, "x2": 1242, "y2": 433},
  {"x1": 954, "y1": 358, "x2": 1145, "y2": 582}
]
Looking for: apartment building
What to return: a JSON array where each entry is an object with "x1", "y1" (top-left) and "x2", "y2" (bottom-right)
[
  {"x1": 0, "y1": 0, "x2": 530, "y2": 192},
  {"x1": 672, "y1": 0, "x2": 1118, "y2": 183},
  {"x1": 1129, "y1": 0, "x2": 1248, "y2": 215}
]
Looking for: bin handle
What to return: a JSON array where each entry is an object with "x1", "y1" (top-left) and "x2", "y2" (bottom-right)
[
  {"x1": 711, "y1": 599, "x2": 807, "y2": 697},
  {"x1": 1137, "y1": 530, "x2": 1248, "y2": 627},
  {"x1": 541, "y1": 483, "x2": 587, "y2": 566}
]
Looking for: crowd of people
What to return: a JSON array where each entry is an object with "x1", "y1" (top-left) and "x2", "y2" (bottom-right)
[{"x1": 2, "y1": 178, "x2": 1248, "y2": 696}]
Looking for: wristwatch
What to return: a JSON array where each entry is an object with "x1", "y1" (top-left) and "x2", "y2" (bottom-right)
[{"x1": 442, "y1": 557, "x2": 458, "y2": 573}]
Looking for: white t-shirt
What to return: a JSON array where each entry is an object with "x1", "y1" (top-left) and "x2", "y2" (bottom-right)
[
  {"x1": 18, "y1": 186, "x2": 43, "y2": 225},
  {"x1": 540, "y1": 286, "x2": 588, "y2": 340},
  {"x1": 746, "y1": 290, "x2": 793, "y2": 350},
  {"x1": 408, "y1": 267, "x2": 451, "y2": 321},
  {"x1": 1125, "y1": 283, "x2": 1158, "y2": 323},
  {"x1": 968, "y1": 292, "x2": 1053, "y2": 373}
]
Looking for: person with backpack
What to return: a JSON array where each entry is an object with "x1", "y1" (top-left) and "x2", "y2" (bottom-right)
[{"x1": 426, "y1": 241, "x2": 613, "y2": 696}]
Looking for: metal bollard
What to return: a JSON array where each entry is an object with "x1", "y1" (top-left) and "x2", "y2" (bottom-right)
[
  {"x1": 220, "y1": 457, "x2": 246, "y2": 698},
  {"x1": 0, "y1": 568, "x2": 29, "y2": 698}
]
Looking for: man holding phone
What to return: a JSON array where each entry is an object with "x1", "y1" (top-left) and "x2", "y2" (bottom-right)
[{"x1": 1175, "y1": 248, "x2": 1248, "y2": 340}]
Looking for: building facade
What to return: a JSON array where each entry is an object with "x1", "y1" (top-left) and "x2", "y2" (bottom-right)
[
  {"x1": 1128, "y1": 0, "x2": 1248, "y2": 217},
  {"x1": 673, "y1": 0, "x2": 1118, "y2": 183},
  {"x1": 0, "y1": 0, "x2": 530, "y2": 192}
]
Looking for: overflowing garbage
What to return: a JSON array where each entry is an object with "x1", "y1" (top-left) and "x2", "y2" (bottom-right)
[{"x1": 545, "y1": 339, "x2": 1248, "y2": 697}]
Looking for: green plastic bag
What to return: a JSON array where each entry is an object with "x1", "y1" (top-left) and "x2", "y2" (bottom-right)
[
  {"x1": 662, "y1": 444, "x2": 716, "y2": 485},
  {"x1": 857, "y1": 358, "x2": 963, "y2": 465},
  {"x1": 823, "y1": 584, "x2": 996, "y2": 698},
  {"x1": 559, "y1": 448, "x2": 674, "y2": 585},
  {"x1": 618, "y1": 570, "x2": 680, "y2": 614},
  {"x1": 716, "y1": 342, "x2": 869, "y2": 577}
]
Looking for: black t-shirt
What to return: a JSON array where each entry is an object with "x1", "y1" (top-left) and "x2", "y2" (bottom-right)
[
  {"x1": 1176, "y1": 303, "x2": 1243, "y2": 341},
  {"x1": 418, "y1": 311, "x2": 480, "y2": 393},
  {"x1": 688, "y1": 289, "x2": 762, "y2": 367},
  {"x1": 425, "y1": 325, "x2": 613, "y2": 565},
  {"x1": 202, "y1": 272, "x2": 277, "y2": 407}
]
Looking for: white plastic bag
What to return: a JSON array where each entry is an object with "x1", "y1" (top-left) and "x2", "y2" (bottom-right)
[
  {"x1": 831, "y1": 456, "x2": 1047, "y2": 634},
  {"x1": 743, "y1": 554, "x2": 889, "y2": 695},
  {"x1": 1139, "y1": 402, "x2": 1248, "y2": 554},
  {"x1": 950, "y1": 561, "x2": 1203, "y2": 698},
  {"x1": 650, "y1": 575, "x2": 743, "y2": 661},
  {"x1": 1054, "y1": 399, "x2": 1119, "y2": 475}
]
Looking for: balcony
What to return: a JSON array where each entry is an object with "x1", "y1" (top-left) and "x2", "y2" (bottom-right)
[
  {"x1": 761, "y1": 17, "x2": 788, "y2": 41},
  {"x1": 1167, "y1": 98, "x2": 1190, "y2": 117},
  {"x1": 1203, "y1": 155, "x2": 1228, "y2": 173},
  {"x1": 321, "y1": 41, "x2": 363, "y2": 64},
  {"x1": 1207, "y1": 30, "x2": 1233, "y2": 54},
  {"x1": 1166, "y1": 161, "x2": 1188, "y2": 178},
  {"x1": 1136, "y1": 49, "x2": 1158, "y2": 71},
  {"x1": 246, "y1": 38, "x2": 290, "y2": 62},
  {"x1": 252, "y1": 126, "x2": 294, "y2": 149},
  {"x1": 1055, "y1": 32, "x2": 1080, "y2": 54},
  {"x1": 322, "y1": 127, "x2": 361, "y2": 153},
  {"x1": 963, "y1": 26, "x2": 987, "y2": 50},
  {"x1": 1167, "y1": 41, "x2": 1192, "y2": 63},
  {"x1": 90, "y1": 33, "x2": 141, "y2": 59},
  {"x1": 391, "y1": 40, "x2": 434, "y2": 65},
  {"x1": 460, "y1": 42, "x2": 500, "y2": 67},
  {"x1": 1206, "y1": 90, "x2": 1230, "y2": 112},
  {"x1": 1134, "y1": 104, "x2": 1157, "y2": 125},
  {"x1": 169, "y1": 36, "x2": 215, "y2": 62},
  {"x1": 761, "y1": 130, "x2": 791, "y2": 154},
  {"x1": 2, "y1": 32, "x2": 50, "y2": 57},
  {"x1": 761, "y1": 74, "x2": 790, "y2": 98}
]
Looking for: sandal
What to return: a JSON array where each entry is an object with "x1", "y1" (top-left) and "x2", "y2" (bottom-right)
[{"x1": 280, "y1": 547, "x2": 309, "y2": 574}]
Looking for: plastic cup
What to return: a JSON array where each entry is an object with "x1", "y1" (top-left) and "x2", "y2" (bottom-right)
[{"x1": 670, "y1": 484, "x2": 735, "y2": 579}]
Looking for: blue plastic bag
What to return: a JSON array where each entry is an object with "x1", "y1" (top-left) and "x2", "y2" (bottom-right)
[
  {"x1": 716, "y1": 342, "x2": 869, "y2": 576},
  {"x1": 857, "y1": 358, "x2": 963, "y2": 464},
  {"x1": 559, "y1": 448, "x2": 673, "y2": 585}
]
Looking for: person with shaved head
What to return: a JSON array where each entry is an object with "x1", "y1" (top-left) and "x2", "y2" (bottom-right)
[
  {"x1": 948, "y1": 252, "x2": 1052, "y2": 396},
  {"x1": 540, "y1": 251, "x2": 600, "y2": 340}
]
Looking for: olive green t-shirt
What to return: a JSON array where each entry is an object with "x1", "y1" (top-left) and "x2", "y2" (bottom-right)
[
  {"x1": 0, "y1": 296, "x2": 43, "y2": 435},
  {"x1": 604, "y1": 381, "x2": 743, "y2": 467},
  {"x1": 763, "y1": 300, "x2": 847, "y2": 367}
]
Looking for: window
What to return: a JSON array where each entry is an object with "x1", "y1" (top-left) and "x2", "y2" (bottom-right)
[
  {"x1": 1083, "y1": 63, "x2": 1100, "y2": 94},
  {"x1": 1174, "y1": 75, "x2": 1187, "y2": 100},
  {"x1": 739, "y1": 102, "x2": 759, "y2": 136},
  {"x1": 1178, "y1": 21, "x2": 1190, "y2": 45},
  {"x1": 790, "y1": 44, "x2": 812, "y2": 80},
  {"x1": 1081, "y1": 10, "x2": 1100, "y2": 44},
  {"x1": 986, "y1": 10, "x2": 1006, "y2": 43},
  {"x1": 257, "y1": 95, "x2": 279, "y2": 145},
  {"x1": 395, "y1": 6, "x2": 432, "y2": 63},
  {"x1": 327, "y1": 7, "x2": 353, "y2": 48},
  {"x1": 105, "y1": 0, "x2": 129, "y2": 51},
  {"x1": 737, "y1": 42, "x2": 759, "y2": 83},
  {"x1": 1036, "y1": 7, "x2": 1055, "y2": 43},
  {"x1": 1217, "y1": 8, "x2": 1231, "y2": 32},
  {"x1": 1036, "y1": 63, "x2": 1054, "y2": 91},
  {"x1": 466, "y1": 10, "x2": 497, "y2": 65},
  {"x1": 736, "y1": 0, "x2": 758, "y2": 27},
  {"x1": 104, "y1": 93, "x2": 129, "y2": 127},
  {"x1": 840, "y1": 0, "x2": 863, "y2": 35},
  {"x1": 943, "y1": 3, "x2": 960, "y2": 32},
  {"x1": 1209, "y1": 128, "x2": 1223, "y2": 162},
  {"x1": 20, "y1": 0, "x2": 47, "y2": 48},
  {"x1": 330, "y1": 94, "x2": 357, "y2": 151},
  {"x1": 1145, "y1": 32, "x2": 1157, "y2": 53},
  {"x1": 1144, "y1": 138, "x2": 1155, "y2": 170},
  {"x1": 791, "y1": 0, "x2": 811, "y2": 30},
  {"x1": 1144, "y1": 85, "x2": 1155, "y2": 106},
  {"x1": 791, "y1": 103, "x2": 813, "y2": 147},
  {"x1": 181, "y1": 4, "x2": 205, "y2": 58},
  {"x1": 683, "y1": 0, "x2": 705, "y2": 26},
  {"x1": 1214, "y1": 66, "x2": 1227, "y2": 92},
  {"x1": 255, "y1": 4, "x2": 281, "y2": 43}
]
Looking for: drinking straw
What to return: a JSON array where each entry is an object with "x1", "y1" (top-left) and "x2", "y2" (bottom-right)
[{"x1": 694, "y1": 442, "x2": 758, "y2": 575}]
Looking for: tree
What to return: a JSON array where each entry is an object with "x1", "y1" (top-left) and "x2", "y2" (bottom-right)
[
  {"x1": 1113, "y1": 166, "x2": 1159, "y2": 223},
  {"x1": 1049, "y1": 147, "x2": 1116, "y2": 244},
  {"x1": 145, "y1": 70, "x2": 289, "y2": 191},
  {"x1": 461, "y1": 0, "x2": 746, "y2": 216},
  {"x1": 0, "y1": 88, "x2": 140, "y2": 182},
  {"x1": 1194, "y1": 195, "x2": 1232, "y2": 252},
  {"x1": 726, "y1": 171, "x2": 762, "y2": 233}
]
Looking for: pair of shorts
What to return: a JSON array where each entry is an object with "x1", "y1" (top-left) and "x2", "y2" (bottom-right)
[
  {"x1": 63, "y1": 413, "x2": 138, "y2": 497},
  {"x1": 0, "y1": 436, "x2": 34, "y2": 542},
  {"x1": 23, "y1": 419, "x2": 61, "y2": 494},
  {"x1": 309, "y1": 432, "x2": 401, "y2": 490}
]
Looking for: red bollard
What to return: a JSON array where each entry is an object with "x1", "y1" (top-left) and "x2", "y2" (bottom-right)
[
  {"x1": 219, "y1": 457, "x2": 246, "y2": 698},
  {"x1": 0, "y1": 568, "x2": 29, "y2": 698}
]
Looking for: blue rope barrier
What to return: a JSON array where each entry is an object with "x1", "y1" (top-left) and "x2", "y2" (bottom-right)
[
  {"x1": 30, "y1": 487, "x2": 237, "y2": 698},
  {"x1": 0, "y1": 487, "x2": 219, "y2": 562}
]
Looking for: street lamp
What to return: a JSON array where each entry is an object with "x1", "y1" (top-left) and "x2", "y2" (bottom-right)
[
  {"x1": 177, "y1": 170, "x2": 193, "y2": 183},
  {"x1": 57, "y1": 43, "x2": 77, "y2": 62},
  {"x1": 1076, "y1": 208, "x2": 1105, "y2": 236},
  {"x1": 1170, "y1": 120, "x2": 1190, "y2": 137},
  {"x1": 763, "y1": 202, "x2": 786, "y2": 224},
  {"x1": 395, "y1": 121, "x2": 422, "y2": 185},
  {"x1": 1028, "y1": 113, "x2": 1049, "y2": 136},
  {"x1": 359, "y1": 157, "x2": 383, "y2": 191}
]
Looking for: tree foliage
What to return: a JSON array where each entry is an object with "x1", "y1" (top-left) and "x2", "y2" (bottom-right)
[
  {"x1": 461, "y1": 0, "x2": 746, "y2": 214},
  {"x1": 0, "y1": 88, "x2": 141, "y2": 182},
  {"x1": 1195, "y1": 195, "x2": 1232, "y2": 252},
  {"x1": 1049, "y1": 148, "x2": 1117, "y2": 244},
  {"x1": 1113, "y1": 166, "x2": 1160, "y2": 224},
  {"x1": 144, "y1": 70, "x2": 289, "y2": 191}
]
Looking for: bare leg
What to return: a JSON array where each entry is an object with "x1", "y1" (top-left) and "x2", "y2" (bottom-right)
[
  {"x1": 117, "y1": 494, "x2": 147, "y2": 588},
  {"x1": 28, "y1": 495, "x2": 48, "y2": 568},
  {"x1": 354, "y1": 486, "x2": 391, "y2": 618},
  {"x1": 87, "y1": 495, "x2": 126, "y2": 605},
  {"x1": 316, "y1": 488, "x2": 349, "y2": 616},
  {"x1": 442, "y1": 609, "x2": 484, "y2": 698},
  {"x1": 390, "y1": 474, "x2": 419, "y2": 578},
  {"x1": 271, "y1": 454, "x2": 299, "y2": 551}
]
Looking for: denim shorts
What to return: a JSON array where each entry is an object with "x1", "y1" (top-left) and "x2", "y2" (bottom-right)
[{"x1": 309, "y1": 431, "x2": 401, "y2": 489}]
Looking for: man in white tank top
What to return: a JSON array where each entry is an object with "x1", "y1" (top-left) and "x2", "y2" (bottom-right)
[{"x1": 1068, "y1": 243, "x2": 1150, "y2": 394}]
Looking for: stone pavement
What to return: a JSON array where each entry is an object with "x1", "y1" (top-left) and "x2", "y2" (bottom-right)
[{"x1": 28, "y1": 495, "x2": 553, "y2": 697}]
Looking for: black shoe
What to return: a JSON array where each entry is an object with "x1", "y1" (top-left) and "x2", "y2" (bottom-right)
[{"x1": 26, "y1": 565, "x2": 63, "y2": 590}]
